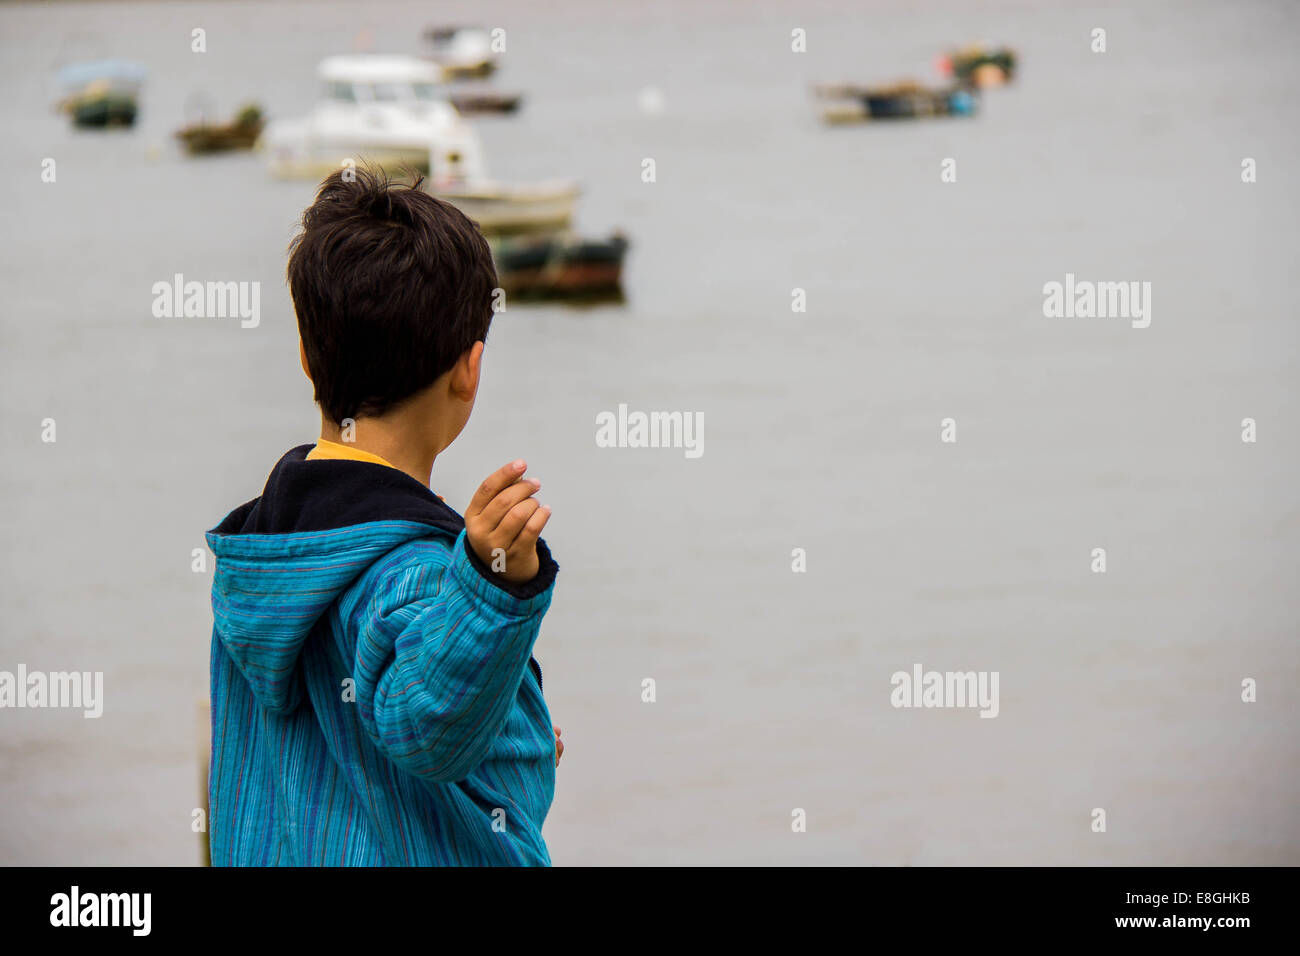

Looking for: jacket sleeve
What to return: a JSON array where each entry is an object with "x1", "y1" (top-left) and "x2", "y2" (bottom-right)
[{"x1": 349, "y1": 529, "x2": 558, "y2": 783}]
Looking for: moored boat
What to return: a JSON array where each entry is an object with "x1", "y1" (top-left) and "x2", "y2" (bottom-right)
[
  {"x1": 447, "y1": 90, "x2": 522, "y2": 115},
  {"x1": 815, "y1": 81, "x2": 976, "y2": 124},
  {"x1": 431, "y1": 177, "x2": 580, "y2": 236},
  {"x1": 56, "y1": 60, "x2": 146, "y2": 128},
  {"x1": 176, "y1": 104, "x2": 265, "y2": 155},
  {"x1": 940, "y1": 45, "x2": 1017, "y2": 89},
  {"x1": 494, "y1": 232, "x2": 628, "y2": 303},
  {"x1": 411, "y1": 119, "x2": 578, "y2": 236},
  {"x1": 260, "y1": 55, "x2": 482, "y2": 179},
  {"x1": 424, "y1": 27, "x2": 498, "y2": 79}
]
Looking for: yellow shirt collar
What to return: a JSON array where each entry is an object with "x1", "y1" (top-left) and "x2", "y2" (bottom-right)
[{"x1": 305, "y1": 438, "x2": 399, "y2": 470}]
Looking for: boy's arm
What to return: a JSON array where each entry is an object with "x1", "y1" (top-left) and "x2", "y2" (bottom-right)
[{"x1": 352, "y1": 462, "x2": 556, "y2": 783}]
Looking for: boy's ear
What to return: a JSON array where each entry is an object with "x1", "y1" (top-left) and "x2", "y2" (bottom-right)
[
  {"x1": 299, "y1": 339, "x2": 312, "y2": 383},
  {"x1": 450, "y1": 342, "x2": 484, "y2": 403}
]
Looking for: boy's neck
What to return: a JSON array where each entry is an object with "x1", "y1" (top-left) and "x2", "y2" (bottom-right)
[{"x1": 319, "y1": 412, "x2": 440, "y2": 487}]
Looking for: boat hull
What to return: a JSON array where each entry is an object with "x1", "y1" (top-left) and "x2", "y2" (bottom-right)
[
  {"x1": 495, "y1": 234, "x2": 628, "y2": 303},
  {"x1": 433, "y1": 181, "x2": 580, "y2": 236},
  {"x1": 71, "y1": 93, "x2": 138, "y2": 128},
  {"x1": 817, "y1": 87, "x2": 976, "y2": 124},
  {"x1": 177, "y1": 122, "x2": 264, "y2": 155},
  {"x1": 264, "y1": 144, "x2": 432, "y2": 179},
  {"x1": 260, "y1": 104, "x2": 480, "y2": 180},
  {"x1": 440, "y1": 62, "x2": 497, "y2": 80},
  {"x1": 447, "y1": 92, "x2": 522, "y2": 115}
]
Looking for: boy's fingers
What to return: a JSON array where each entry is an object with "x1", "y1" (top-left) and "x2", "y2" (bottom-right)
[
  {"x1": 512, "y1": 503, "x2": 551, "y2": 550},
  {"x1": 467, "y1": 460, "x2": 527, "y2": 516},
  {"x1": 495, "y1": 497, "x2": 541, "y2": 542},
  {"x1": 480, "y1": 477, "x2": 541, "y2": 529}
]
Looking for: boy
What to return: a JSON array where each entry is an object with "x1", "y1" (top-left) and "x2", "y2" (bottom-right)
[{"x1": 205, "y1": 167, "x2": 560, "y2": 866}]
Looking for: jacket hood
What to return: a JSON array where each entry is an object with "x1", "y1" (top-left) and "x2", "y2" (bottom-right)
[{"x1": 206, "y1": 444, "x2": 465, "y2": 713}]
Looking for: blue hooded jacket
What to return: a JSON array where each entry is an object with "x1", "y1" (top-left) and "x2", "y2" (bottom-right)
[{"x1": 205, "y1": 445, "x2": 558, "y2": 865}]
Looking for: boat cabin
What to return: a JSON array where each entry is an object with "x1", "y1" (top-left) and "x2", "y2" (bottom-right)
[{"x1": 317, "y1": 56, "x2": 450, "y2": 109}]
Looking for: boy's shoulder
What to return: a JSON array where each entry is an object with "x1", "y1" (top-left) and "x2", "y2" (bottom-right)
[{"x1": 214, "y1": 445, "x2": 465, "y2": 537}]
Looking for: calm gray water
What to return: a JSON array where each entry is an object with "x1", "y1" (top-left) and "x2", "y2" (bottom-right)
[{"x1": 1, "y1": 0, "x2": 1297, "y2": 865}]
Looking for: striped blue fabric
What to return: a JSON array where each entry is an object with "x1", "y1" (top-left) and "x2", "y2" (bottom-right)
[{"x1": 206, "y1": 519, "x2": 556, "y2": 866}]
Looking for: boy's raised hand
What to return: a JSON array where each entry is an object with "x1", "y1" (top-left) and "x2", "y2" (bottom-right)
[{"x1": 465, "y1": 460, "x2": 551, "y2": 584}]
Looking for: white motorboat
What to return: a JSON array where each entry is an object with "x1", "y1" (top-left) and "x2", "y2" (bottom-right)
[
  {"x1": 260, "y1": 55, "x2": 577, "y2": 234},
  {"x1": 260, "y1": 55, "x2": 485, "y2": 179}
]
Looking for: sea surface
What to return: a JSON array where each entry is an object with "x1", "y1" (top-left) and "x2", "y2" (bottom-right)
[{"x1": 1, "y1": 0, "x2": 1297, "y2": 865}]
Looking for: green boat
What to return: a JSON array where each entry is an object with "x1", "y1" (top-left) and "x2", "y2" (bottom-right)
[{"x1": 176, "y1": 105, "x2": 266, "y2": 155}]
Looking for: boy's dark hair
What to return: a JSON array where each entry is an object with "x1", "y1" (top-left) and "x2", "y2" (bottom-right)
[{"x1": 288, "y1": 165, "x2": 497, "y2": 424}]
